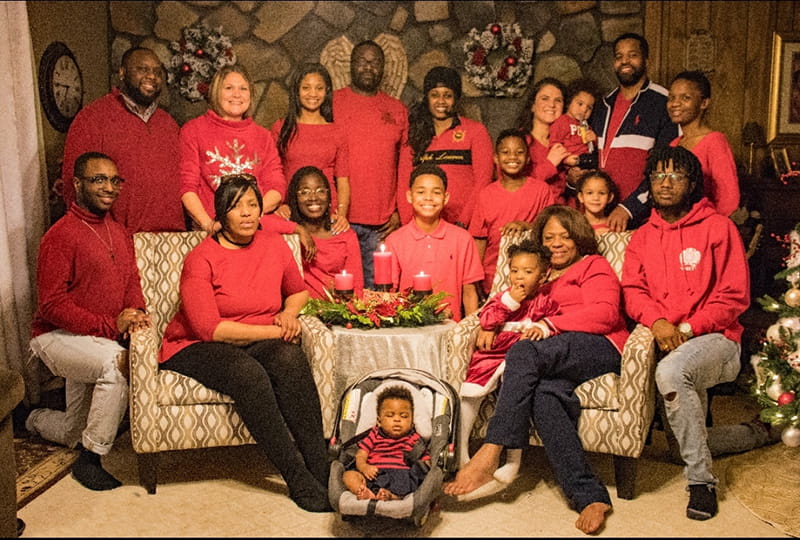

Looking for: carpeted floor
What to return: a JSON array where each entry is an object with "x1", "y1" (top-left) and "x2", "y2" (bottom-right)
[
  {"x1": 726, "y1": 441, "x2": 800, "y2": 537},
  {"x1": 14, "y1": 434, "x2": 78, "y2": 509}
]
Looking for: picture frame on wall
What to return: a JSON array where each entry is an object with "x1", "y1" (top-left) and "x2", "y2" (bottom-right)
[
  {"x1": 768, "y1": 31, "x2": 800, "y2": 144},
  {"x1": 770, "y1": 145, "x2": 791, "y2": 177}
]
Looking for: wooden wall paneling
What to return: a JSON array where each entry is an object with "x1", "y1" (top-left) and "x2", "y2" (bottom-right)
[
  {"x1": 685, "y1": 1, "x2": 711, "y2": 33},
  {"x1": 776, "y1": 1, "x2": 795, "y2": 32},
  {"x1": 708, "y1": 1, "x2": 751, "y2": 158},
  {"x1": 644, "y1": 1, "x2": 667, "y2": 83},
  {"x1": 741, "y1": 1, "x2": 775, "y2": 172},
  {"x1": 794, "y1": 2, "x2": 800, "y2": 30},
  {"x1": 664, "y1": 1, "x2": 688, "y2": 81}
]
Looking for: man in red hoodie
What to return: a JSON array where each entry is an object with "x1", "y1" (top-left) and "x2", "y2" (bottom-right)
[{"x1": 621, "y1": 146, "x2": 774, "y2": 522}]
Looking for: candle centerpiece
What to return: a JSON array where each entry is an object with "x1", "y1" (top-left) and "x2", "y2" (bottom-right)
[
  {"x1": 302, "y1": 288, "x2": 449, "y2": 329},
  {"x1": 372, "y1": 243, "x2": 393, "y2": 292},
  {"x1": 412, "y1": 271, "x2": 433, "y2": 300},
  {"x1": 333, "y1": 269, "x2": 354, "y2": 299}
]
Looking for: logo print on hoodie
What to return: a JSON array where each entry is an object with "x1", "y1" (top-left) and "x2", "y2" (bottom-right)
[{"x1": 679, "y1": 247, "x2": 701, "y2": 271}]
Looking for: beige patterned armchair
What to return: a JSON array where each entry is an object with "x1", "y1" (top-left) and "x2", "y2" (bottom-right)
[
  {"x1": 444, "y1": 230, "x2": 656, "y2": 499},
  {"x1": 129, "y1": 231, "x2": 338, "y2": 494}
]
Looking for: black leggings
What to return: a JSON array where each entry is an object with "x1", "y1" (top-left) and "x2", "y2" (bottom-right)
[{"x1": 161, "y1": 339, "x2": 328, "y2": 485}]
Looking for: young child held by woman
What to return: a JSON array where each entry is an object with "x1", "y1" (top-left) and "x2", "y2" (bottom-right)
[
  {"x1": 343, "y1": 386, "x2": 430, "y2": 501},
  {"x1": 575, "y1": 169, "x2": 619, "y2": 236},
  {"x1": 550, "y1": 78, "x2": 600, "y2": 168},
  {"x1": 457, "y1": 240, "x2": 558, "y2": 468}
]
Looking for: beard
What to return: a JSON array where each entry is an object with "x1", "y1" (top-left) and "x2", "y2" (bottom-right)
[
  {"x1": 615, "y1": 64, "x2": 646, "y2": 88},
  {"x1": 351, "y1": 70, "x2": 381, "y2": 94},
  {"x1": 122, "y1": 74, "x2": 161, "y2": 107}
]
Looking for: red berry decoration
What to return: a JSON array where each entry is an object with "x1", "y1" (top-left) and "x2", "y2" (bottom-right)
[
  {"x1": 195, "y1": 48, "x2": 204, "y2": 57},
  {"x1": 345, "y1": 322, "x2": 353, "y2": 329},
  {"x1": 778, "y1": 391, "x2": 796, "y2": 406},
  {"x1": 505, "y1": 56, "x2": 517, "y2": 66},
  {"x1": 181, "y1": 64, "x2": 191, "y2": 73},
  {"x1": 490, "y1": 24, "x2": 502, "y2": 35}
]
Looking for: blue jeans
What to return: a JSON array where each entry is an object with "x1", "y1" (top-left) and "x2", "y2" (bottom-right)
[
  {"x1": 484, "y1": 332, "x2": 620, "y2": 512},
  {"x1": 351, "y1": 223, "x2": 383, "y2": 290},
  {"x1": 655, "y1": 333, "x2": 740, "y2": 487}
]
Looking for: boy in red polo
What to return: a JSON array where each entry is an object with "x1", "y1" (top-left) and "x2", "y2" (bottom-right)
[{"x1": 385, "y1": 163, "x2": 483, "y2": 322}]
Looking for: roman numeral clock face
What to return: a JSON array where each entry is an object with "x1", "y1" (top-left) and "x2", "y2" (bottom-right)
[{"x1": 39, "y1": 42, "x2": 83, "y2": 132}]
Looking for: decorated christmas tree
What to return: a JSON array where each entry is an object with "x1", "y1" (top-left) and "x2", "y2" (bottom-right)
[{"x1": 752, "y1": 222, "x2": 800, "y2": 446}]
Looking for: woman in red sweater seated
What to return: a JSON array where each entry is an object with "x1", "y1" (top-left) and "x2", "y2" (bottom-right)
[
  {"x1": 286, "y1": 166, "x2": 363, "y2": 299},
  {"x1": 159, "y1": 175, "x2": 331, "y2": 513},
  {"x1": 271, "y1": 63, "x2": 350, "y2": 233},
  {"x1": 445, "y1": 205, "x2": 629, "y2": 535},
  {"x1": 179, "y1": 65, "x2": 285, "y2": 236}
]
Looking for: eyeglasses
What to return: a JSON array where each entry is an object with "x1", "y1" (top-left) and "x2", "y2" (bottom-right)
[
  {"x1": 79, "y1": 174, "x2": 125, "y2": 187},
  {"x1": 219, "y1": 173, "x2": 258, "y2": 186},
  {"x1": 130, "y1": 65, "x2": 164, "y2": 78},
  {"x1": 649, "y1": 172, "x2": 690, "y2": 185},
  {"x1": 297, "y1": 187, "x2": 329, "y2": 197}
]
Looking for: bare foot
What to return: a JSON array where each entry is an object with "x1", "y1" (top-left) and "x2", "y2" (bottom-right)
[
  {"x1": 443, "y1": 443, "x2": 502, "y2": 496},
  {"x1": 355, "y1": 485, "x2": 377, "y2": 500},
  {"x1": 575, "y1": 502, "x2": 611, "y2": 534},
  {"x1": 376, "y1": 488, "x2": 399, "y2": 501}
]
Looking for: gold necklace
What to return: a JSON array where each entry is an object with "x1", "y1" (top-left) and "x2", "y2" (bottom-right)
[{"x1": 80, "y1": 218, "x2": 115, "y2": 261}]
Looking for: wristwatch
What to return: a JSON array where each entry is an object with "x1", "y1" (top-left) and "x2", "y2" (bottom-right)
[{"x1": 678, "y1": 322, "x2": 693, "y2": 337}]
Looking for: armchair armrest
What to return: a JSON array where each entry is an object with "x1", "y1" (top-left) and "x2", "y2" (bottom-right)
[
  {"x1": 299, "y1": 315, "x2": 337, "y2": 437},
  {"x1": 444, "y1": 312, "x2": 481, "y2": 389},
  {"x1": 128, "y1": 327, "x2": 162, "y2": 453},
  {"x1": 614, "y1": 323, "x2": 657, "y2": 455}
]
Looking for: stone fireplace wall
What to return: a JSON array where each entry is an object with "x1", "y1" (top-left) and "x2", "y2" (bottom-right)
[{"x1": 110, "y1": 1, "x2": 644, "y2": 141}]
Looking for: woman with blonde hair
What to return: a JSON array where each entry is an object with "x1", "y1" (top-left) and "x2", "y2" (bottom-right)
[{"x1": 179, "y1": 65, "x2": 285, "y2": 236}]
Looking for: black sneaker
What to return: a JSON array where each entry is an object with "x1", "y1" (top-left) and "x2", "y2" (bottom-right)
[{"x1": 687, "y1": 484, "x2": 717, "y2": 520}]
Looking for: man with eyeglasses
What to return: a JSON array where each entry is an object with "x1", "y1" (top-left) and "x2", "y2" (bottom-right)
[
  {"x1": 27, "y1": 151, "x2": 151, "y2": 491},
  {"x1": 621, "y1": 146, "x2": 776, "y2": 521},
  {"x1": 333, "y1": 40, "x2": 408, "y2": 288},
  {"x1": 61, "y1": 46, "x2": 183, "y2": 235}
]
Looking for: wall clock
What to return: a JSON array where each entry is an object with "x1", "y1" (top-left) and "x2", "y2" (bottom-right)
[{"x1": 38, "y1": 41, "x2": 83, "y2": 132}]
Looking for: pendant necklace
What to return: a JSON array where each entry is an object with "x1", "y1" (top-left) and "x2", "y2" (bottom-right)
[{"x1": 80, "y1": 218, "x2": 115, "y2": 261}]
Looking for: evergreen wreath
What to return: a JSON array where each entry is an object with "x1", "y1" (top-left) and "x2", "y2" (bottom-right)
[
  {"x1": 752, "y1": 223, "x2": 800, "y2": 444},
  {"x1": 167, "y1": 23, "x2": 236, "y2": 102},
  {"x1": 463, "y1": 22, "x2": 534, "y2": 98},
  {"x1": 302, "y1": 289, "x2": 450, "y2": 329}
]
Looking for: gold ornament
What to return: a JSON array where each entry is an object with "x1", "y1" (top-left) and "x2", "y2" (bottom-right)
[{"x1": 785, "y1": 286, "x2": 800, "y2": 308}]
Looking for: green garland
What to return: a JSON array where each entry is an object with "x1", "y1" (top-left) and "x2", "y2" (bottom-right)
[{"x1": 302, "y1": 289, "x2": 450, "y2": 329}]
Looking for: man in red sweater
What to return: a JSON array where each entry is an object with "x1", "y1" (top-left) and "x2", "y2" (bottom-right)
[
  {"x1": 621, "y1": 146, "x2": 774, "y2": 521},
  {"x1": 61, "y1": 47, "x2": 184, "y2": 234},
  {"x1": 27, "y1": 152, "x2": 151, "y2": 491}
]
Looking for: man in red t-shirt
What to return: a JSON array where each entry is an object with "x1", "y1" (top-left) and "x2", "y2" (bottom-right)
[
  {"x1": 333, "y1": 41, "x2": 408, "y2": 288},
  {"x1": 28, "y1": 152, "x2": 151, "y2": 491}
]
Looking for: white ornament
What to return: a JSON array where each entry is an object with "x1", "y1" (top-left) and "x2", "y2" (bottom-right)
[
  {"x1": 788, "y1": 345, "x2": 800, "y2": 373},
  {"x1": 781, "y1": 425, "x2": 800, "y2": 447},
  {"x1": 766, "y1": 376, "x2": 784, "y2": 401},
  {"x1": 766, "y1": 322, "x2": 785, "y2": 343}
]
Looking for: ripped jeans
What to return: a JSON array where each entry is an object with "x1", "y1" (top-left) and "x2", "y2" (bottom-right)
[{"x1": 655, "y1": 333, "x2": 740, "y2": 486}]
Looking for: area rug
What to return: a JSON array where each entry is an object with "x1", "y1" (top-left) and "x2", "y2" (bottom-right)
[
  {"x1": 726, "y1": 442, "x2": 800, "y2": 537},
  {"x1": 14, "y1": 435, "x2": 78, "y2": 509}
]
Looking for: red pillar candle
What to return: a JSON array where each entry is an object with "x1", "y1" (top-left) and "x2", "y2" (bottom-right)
[
  {"x1": 413, "y1": 271, "x2": 432, "y2": 292},
  {"x1": 334, "y1": 269, "x2": 354, "y2": 291},
  {"x1": 373, "y1": 244, "x2": 393, "y2": 286}
]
